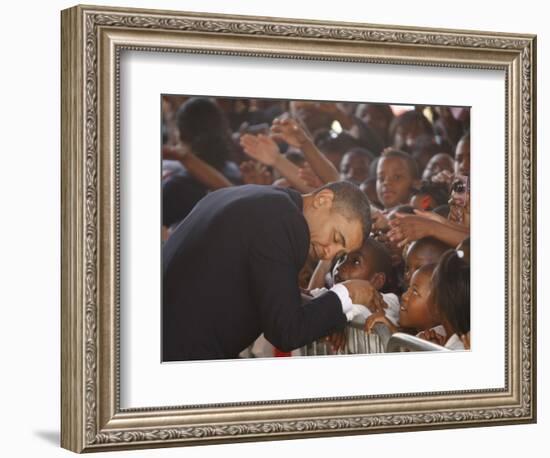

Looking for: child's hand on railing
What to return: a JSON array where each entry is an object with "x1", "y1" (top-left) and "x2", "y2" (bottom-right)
[
  {"x1": 364, "y1": 311, "x2": 398, "y2": 334},
  {"x1": 417, "y1": 328, "x2": 446, "y2": 346}
]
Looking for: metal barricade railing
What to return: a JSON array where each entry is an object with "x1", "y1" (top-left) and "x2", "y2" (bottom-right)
[
  {"x1": 300, "y1": 321, "x2": 390, "y2": 356},
  {"x1": 386, "y1": 333, "x2": 448, "y2": 352},
  {"x1": 299, "y1": 325, "x2": 448, "y2": 356}
]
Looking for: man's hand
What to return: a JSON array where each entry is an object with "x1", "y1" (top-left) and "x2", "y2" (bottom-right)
[
  {"x1": 340, "y1": 279, "x2": 387, "y2": 313},
  {"x1": 324, "y1": 329, "x2": 347, "y2": 353}
]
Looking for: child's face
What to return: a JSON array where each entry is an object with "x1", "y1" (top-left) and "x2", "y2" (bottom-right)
[
  {"x1": 405, "y1": 246, "x2": 439, "y2": 286},
  {"x1": 400, "y1": 268, "x2": 436, "y2": 330},
  {"x1": 393, "y1": 120, "x2": 425, "y2": 152},
  {"x1": 357, "y1": 105, "x2": 391, "y2": 141},
  {"x1": 422, "y1": 153, "x2": 454, "y2": 181},
  {"x1": 332, "y1": 247, "x2": 375, "y2": 283},
  {"x1": 376, "y1": 157, "x2": 415, "y2": 209},
  {"x1": 454, "y1": 139, "x2": 470, "y2": 176},
  {"x1": 360, "y1": 179, "x2": 381, "y2": 208},
  {"x1": 340, "y1": 152, "x2": 371, "y2": 184}
]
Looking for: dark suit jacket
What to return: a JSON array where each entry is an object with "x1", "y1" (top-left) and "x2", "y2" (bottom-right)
[{"x1": 162, "y1": 185, "x2": 346, "y2": 361}]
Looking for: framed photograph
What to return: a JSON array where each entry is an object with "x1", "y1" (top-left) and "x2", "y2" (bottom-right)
[{"x1": 61, "y1": 4, "x2": 537, "y2": 453}]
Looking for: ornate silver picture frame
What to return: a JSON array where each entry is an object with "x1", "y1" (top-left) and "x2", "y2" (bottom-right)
[{"x1": 61, "y1": 4, "x2": 536, "y2": 453}]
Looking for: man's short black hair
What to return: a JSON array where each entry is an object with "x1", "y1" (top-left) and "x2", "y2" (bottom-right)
[{"x1": 315, "y1": 181, "x2": 372, "y2": 239}]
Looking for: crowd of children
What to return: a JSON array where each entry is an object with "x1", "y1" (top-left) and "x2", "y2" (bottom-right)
[{"x1": 162, "y1": 96, "x2": 471, "y2": 354}]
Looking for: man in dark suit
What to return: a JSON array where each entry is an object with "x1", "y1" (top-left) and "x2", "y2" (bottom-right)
[{"x1": 162, "y1": 181, "x2": 378, "y2": 361}]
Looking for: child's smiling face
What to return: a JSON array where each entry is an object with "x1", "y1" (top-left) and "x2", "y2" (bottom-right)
[
  {"x1": 376, "y1": 156, "x2": 415, "y2": 209},
  {"x1": 399, "y1": 267, "x2": 437, "y2": 330}
]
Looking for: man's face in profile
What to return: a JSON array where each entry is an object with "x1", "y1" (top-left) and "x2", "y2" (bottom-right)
[{"x1": 305, "y1": 189, "x2": 363, "y2": 262}]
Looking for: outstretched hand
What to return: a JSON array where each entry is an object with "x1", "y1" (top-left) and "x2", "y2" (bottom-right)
[
  {"x1": 387, "y1": 212, "x2": 436, "y2": 247},
  {"x1": 270, "y1": 118, "x2": 310, "y2": 148},
  {"x1": 240, "y1": 134, "x2": 281, "y2": 166}
]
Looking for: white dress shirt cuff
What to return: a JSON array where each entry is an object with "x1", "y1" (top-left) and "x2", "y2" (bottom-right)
[{"x1": 329, "y1": 283, "x2": 353, "y2": 317}]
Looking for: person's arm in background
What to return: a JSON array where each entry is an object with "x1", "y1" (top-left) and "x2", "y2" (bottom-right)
[
  {"x1": 162, "y1": 143, "x2": 233, "y2": 190},
  {"x1": 388, "y1": 212, "x2": 469, "y2": 247},
  {"x1": 240, "y1": 134, "x2": 313, "y2": 193},
  {"x1": 270, "y1": 118, "x2": 340, "y2": 184}
]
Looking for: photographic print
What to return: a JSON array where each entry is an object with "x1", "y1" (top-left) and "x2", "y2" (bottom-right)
[
  {"x1": 161, "y1": 95, "x2": 471, "y2": 362},
  {"x1": 61, "y1": 5, "x2": 535, "y2": 452}
]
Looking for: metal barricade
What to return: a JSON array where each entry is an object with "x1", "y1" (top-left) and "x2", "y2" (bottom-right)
[
  {"x1": 300, "y1": 321, "x2": 390, "y2": 356},
  {"x1": 386, "y1": 333, "x2": 448, "y2": 352},
  {"x1": 299, "y1": 325, "x2": 448, "y2": 356}
]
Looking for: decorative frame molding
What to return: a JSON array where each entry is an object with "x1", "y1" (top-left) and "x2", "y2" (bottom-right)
[{"x1": 61, "y1": 4, "x2": 536, "y2": 453}]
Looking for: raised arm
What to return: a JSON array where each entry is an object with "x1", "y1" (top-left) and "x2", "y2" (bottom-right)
[
  {"x1": 270, "y1": 118, "x2": 340, "y2": 184},
  {"x1": 240, "y1": 133, "x2": 313, "y2": 193},
  {"x1": 388, "y1": 212, "x2": 469, "y2": 247},
  {"x1": 162, "y1": 143, "x2": 233, "y2": 190}
]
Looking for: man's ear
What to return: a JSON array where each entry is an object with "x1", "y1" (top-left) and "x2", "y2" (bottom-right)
[
  {"x1": 370, "y1": 272, "x2": 386, "y2": 291},
  {"x1": 313, "y1": 189, "x2": 335, "y2": 209}
]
